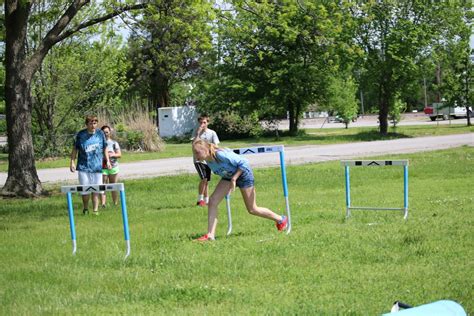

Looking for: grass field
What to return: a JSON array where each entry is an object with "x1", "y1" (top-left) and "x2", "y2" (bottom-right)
[
  {"x1": 0, "y1": 124, "x2": 472, "y2": 172},
  {"x1": 0, "y1": 146, "x2": 472, "y2": 315}
]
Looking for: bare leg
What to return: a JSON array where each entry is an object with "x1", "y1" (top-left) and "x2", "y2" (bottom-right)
[
  {"x1": 109, "y1": 173, "x2": 119, "y2": 205},
  {"x1": 101, "y1": 174, "x2": 108, "y2": 206},
  {"x1": 198, "y1": 179, "x2": 208, "y2": 197},
  {"x1": 240, "y1": 186, "x2": 282, "y2": 222},
  {"x1": 203, "y1": 180, "x2": 208, "y2": 200},
  {"x1": 81, "y1": 194, "x2": 90, "y2": 211},
  {"x1": 92, "y1": 193, "x2": 100, "y2": 212},
  {"x1": 206, "y1": 180, "x2": 232, "y2": 238}
]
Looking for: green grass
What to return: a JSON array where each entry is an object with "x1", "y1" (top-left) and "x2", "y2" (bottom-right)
[
  {"x1": 0, "y1": 147, "x2": 472, "y2": 315},
  {"x1": 0, "y1": 124, "x2": 472, "y2": 172}
]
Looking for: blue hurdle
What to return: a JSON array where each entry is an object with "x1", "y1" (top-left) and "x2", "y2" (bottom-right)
[
  {"x1": 341, "y1": 160, "x2": 409, "y2": 219},
  {"x1": 226, "y1": 145, "x2": 291, "y2": 235},
  {"x1": 60, "y1": 183, "x2": 131, "y2": 258}
]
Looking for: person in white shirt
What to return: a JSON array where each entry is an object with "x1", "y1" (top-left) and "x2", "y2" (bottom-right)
[{"x1": 192, "y1": 115, "x2": 220, "y2": 206}]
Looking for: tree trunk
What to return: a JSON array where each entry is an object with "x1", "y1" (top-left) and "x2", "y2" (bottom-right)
[
  {"x1": 288, "y1": 101, "x2": 299, "y2": 136},
  {"x1": 2, "y1": 1, "x2": 42, "y2": 197},
  {"x1": 379, "y1": 95, "x2": 389, "y2": 135}
]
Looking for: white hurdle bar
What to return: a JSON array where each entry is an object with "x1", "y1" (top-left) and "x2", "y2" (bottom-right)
[
  {"x1": 60, "y1": 183, "x2": 131, "y2": 258},
  {"x1": 341, "y1": 160, "x2": 409, "y2": 219},
  {"x1": 226, "y1": 145, "x2": 291, "y2": 235}
]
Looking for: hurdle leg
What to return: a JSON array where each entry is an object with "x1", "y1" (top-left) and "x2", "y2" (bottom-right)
[
  {"x1": 344, "y1": 165, "x2": 351, "y2": 218},
  {"x1": 403, "y1": 165, "x2": 409, "y2": 220},
  {"x1": 226, "y1": 194, "x2": 232, "y2": 236},
  {"x1": 66, "y1": 192, "x2": 77, "y2": 255},
  {"x1": 119, "y1": 190, "x2": 131, "y2": 259},
  {"x1": 279, "y1": 150, "x2": 291, "y2": 234}
]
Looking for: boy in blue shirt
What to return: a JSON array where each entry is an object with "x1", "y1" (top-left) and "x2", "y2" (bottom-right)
[{"x1": 70, "y1": 115, "x2": 111, "y2": 215}]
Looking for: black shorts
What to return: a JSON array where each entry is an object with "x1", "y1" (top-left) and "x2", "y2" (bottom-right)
[{"x1": 194, "y1": 162, "x2": 211, "y2": 181}]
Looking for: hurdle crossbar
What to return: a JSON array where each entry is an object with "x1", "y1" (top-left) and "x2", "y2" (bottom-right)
[
  {"x1": 341, "y1": 160, "x2": 409, "y2": 219},
  {"x1": 226, "y1": 145, "x2": 291, "y2": 235},
  {"x1": 60, "y1": 183, "x2": 131, "y2": 258}
]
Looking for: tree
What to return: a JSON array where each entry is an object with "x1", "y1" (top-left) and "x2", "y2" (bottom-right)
[
  {"x1": 354, "y1": 1, "x2": 444, "y2": 135},
  {"x1": 126, "y1": 0, "x2": 213, "y2": 122},
  {"x1": 434, "y1": 4, "x2": 473, "y2": 127},
  {"x1": 32, "y1": 41, "x2": 130, "y2": 157},
  {"x1": 197, "y1": 0, "x2": 357, "y2": 135},
  {"x1": 3, "y1": 1, "x2": 147, "y2": 197},
  {"x1": 326, "y1": 75, "x2": 358, "y2": 129}
]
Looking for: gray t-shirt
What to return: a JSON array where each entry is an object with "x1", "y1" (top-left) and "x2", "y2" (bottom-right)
[
  {"x1": 193, "y1": 128, "x2": 220, "y2": 163},
  {"x1": 105, "y1": 139, "x2": 120, "y2": 168}
]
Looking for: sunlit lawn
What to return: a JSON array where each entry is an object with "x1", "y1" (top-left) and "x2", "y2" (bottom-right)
[{"x1": 0, "y1": 147, "x2": 472, "y2": 314}]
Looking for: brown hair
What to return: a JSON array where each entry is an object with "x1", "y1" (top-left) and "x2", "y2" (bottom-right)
[
  {"x1": 85, "y1": 115, "x2": 98, "y2": 124},
  {"x1": 198, "y1": 115, "x2": 210, "y2": 123}
]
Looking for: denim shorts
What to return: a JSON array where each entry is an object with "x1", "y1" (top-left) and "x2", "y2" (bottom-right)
[{"x1": 223, "y1": 168, "x2": 254, "y2": 189}]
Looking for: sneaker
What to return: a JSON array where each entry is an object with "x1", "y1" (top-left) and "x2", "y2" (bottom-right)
[
  {"x1": 101, "y1": 204, "x2": 106, "y2": 208},
  {"x1": 194, "y1": 234, "x2": 215, "y2": 242},
  {"x1": 92, "y1": 210, "x2": 99, "y2": 216},
  {"x1": 276, "y1": 215, "x2": 288, "y2": 231},
  {"x1": 196, "y1": 200, "x2": 206, "y2": 207},
  {"x1": 82, "y1": 209, "x2": 89, "y2": 215}
]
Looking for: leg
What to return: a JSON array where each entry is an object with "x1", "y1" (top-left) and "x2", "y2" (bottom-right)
[
  {"x1": 206, "y1": 179, "x2": 232, "y2": 238},
  {"x1": 199, "y1": 178, "x2": 208, "y2": 196},
  {"x1": 203, "y1": 179, "x2": 208, "y2": 200},
  {"x1": 101, "y1": 174, "x2": 108, "y2": 206},
  {"x1": 81, "y1": 194, "x2": 90, "y2": 211},
  {"x1": 92, "y1": 193, "x2": 100, "y2": 212},
  {"x1": 109, "y1": 173, "x2": 119, "y2": 205},
  {"x1": 239, "y1": 186, "x2": 282, "y2": 222}
]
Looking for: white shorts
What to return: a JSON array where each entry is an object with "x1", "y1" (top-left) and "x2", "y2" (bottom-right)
[{"x1": 78, "y1": 171, "x2": 103, "y2": 195}]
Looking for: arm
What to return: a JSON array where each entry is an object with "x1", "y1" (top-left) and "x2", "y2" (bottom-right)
[
  {"x1": 103, "y1": 147, "x2": 111, "y2": 169},
  {"x1": 70, "y1": 146, "x2": 77, "y2": 173},
  {"x1": 192, "y1": 126, "x2": 204, "y2": 144},
  {"x1": 229, "y1": 168, "x2": 243, "y2": 192}
]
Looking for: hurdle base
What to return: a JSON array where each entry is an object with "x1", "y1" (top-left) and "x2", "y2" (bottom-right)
[{"x1": 346, "y1": 206, "x2": 408, "y2": 220}]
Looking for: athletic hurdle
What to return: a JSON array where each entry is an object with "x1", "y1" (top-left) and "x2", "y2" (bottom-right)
[
  {"x1": 341, "y1": 160, "x2": 409, "y2": 219},
  {"x1": 60, "y1": 183, "x2": 131, "y2": 258},
  {"x1": 225, "y1": 145, "x2": 291, "y2": 235}
]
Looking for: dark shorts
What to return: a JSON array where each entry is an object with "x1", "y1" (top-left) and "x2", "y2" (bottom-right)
[
  {"x1": 223, "y1": 168, "x2": 254, "y2": 189},
  {"x1": 194, "y1": 162, "x2": 211, "y2": 181}
]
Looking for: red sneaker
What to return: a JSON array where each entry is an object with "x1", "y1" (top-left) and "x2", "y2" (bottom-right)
[
  {"x1": 196, "y1": 200, "x2": 206, "y2": 207},
  {"x1": 276, "y1": 215, "x2": 288, "y2": 231},
  {"x1": 194, "y1": 234, "x2": 215, "y2": 242}
]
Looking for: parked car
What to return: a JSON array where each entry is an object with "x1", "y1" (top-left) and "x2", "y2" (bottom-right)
[{"x1": 423, "y1": 103, "x2": 473, "y2": 121}]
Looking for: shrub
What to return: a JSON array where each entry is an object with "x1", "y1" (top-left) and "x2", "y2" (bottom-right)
[
  {"x1": 210, "y1": 111, "x2": 263, "y2": 139},
  {"x1": 114, "y1": 110, "x2": 165, "y2": 152}
]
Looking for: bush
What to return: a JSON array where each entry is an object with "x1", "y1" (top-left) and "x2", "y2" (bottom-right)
[
  {"x1": 113, "y1": 110, "x2": 165, "y2": 152},
  {"x1": 210, "y1": 111, "x2": 263, "y2": 139}
]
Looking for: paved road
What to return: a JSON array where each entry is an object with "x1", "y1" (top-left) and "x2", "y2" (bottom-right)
[
  {"x1": 277, "y1": 113, "x2": 471, "y2": 129},
  {"x1": 0, "y1": 133, "x2": 472, "y2": 186}
]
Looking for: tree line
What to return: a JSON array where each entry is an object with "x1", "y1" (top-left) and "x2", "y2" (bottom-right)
[{"x1": 2, "y1": 0, "x2": 472, "y2": 197}]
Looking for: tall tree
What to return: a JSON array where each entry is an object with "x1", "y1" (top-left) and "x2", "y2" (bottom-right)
[
  {"x1": 434, "y1": 3, "x2": 473, "y2": 127},
  {"x1": 198, "y1": 0, "x2": 357, "y2": 135},
  {"x1": 3, "y1": 1, "x2": 147, "y2": 197},
  {"x1": 126, "y1": 0, "x2": 213, "y2": 121},
  {"x1": 353, "y1": 1, "x2": 471, "y2": 134}
]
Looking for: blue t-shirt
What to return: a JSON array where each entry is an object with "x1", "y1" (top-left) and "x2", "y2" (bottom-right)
[
  {"x1": 74, "y1": 129, "x2": 107, "y2": 173},
  {"x1": 207, "y1": 149, "x2": 251, "y2": 179}
]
